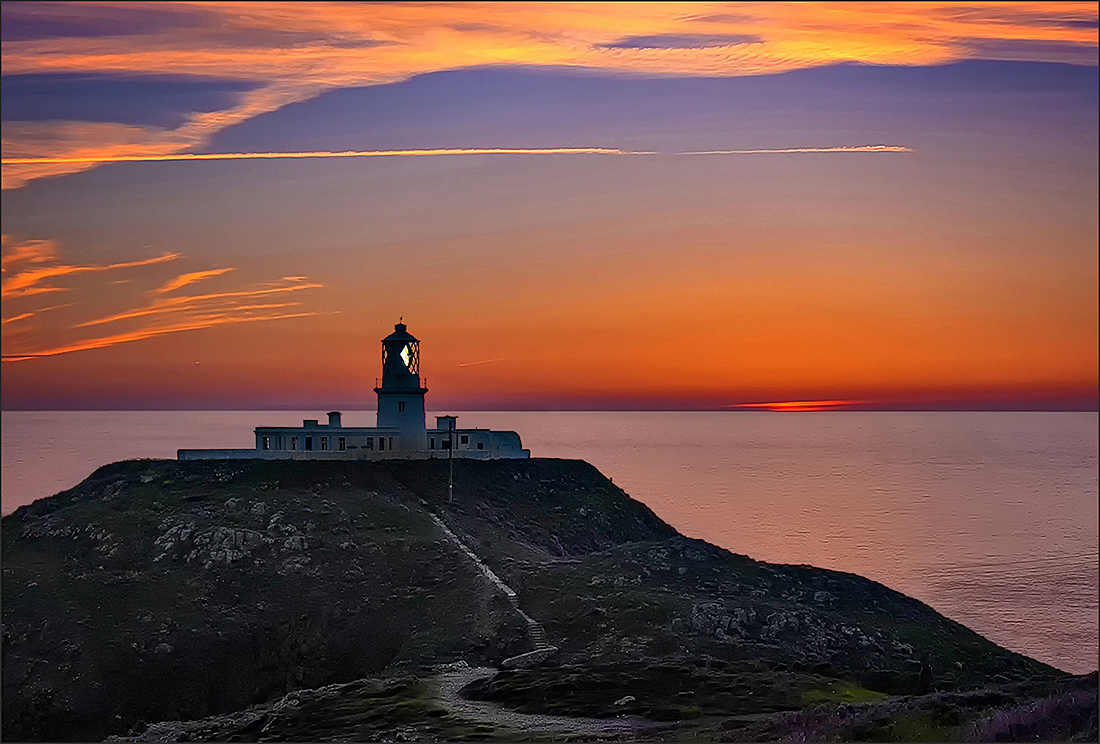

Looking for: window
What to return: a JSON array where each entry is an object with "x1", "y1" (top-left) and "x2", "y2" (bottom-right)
[
  {"x1": 441, "y1": 440, "x2": 451, "y2": 450},
  {"x1": 477, "y1": 442, "x2": 484, "y2": 450},
  {"x1": 305, "y1": 437, "x2": 313, "y2": 451},
  {"x1": 261, "y1": 436, "x2": 269, "y2": 450},
  {"x1": 429, "y1": 437, "x2": 435, "y2": 449},
  {"x1": 338, "y1": 437, "x2": 346, "y2": 451},
  {"x1": 389, "y1": 437, "x2": 394, "y2": 450},
  {"x1": 320, "y1": 437, "x2": 329, "y2": 451},
  {"x1": 378, "y1": 438, "x2": 384, "y2": 451},
  {"x1": 398, "y1": 401, "x2": 406, "y2": 413},
  {"x1": 290, "y1": 438, "x2": 297, "y2": 450},
  {"x1": 365, "y1": 438, "x2": 373, "y2": 450},
  {"x1": 460, "y1": 435, "x2": 469, "y2": 445}
]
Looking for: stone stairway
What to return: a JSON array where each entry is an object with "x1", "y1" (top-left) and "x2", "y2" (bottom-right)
[
  {"x1": 506, "y1": 594, "x2": 552, "y2": 651},
  {"x1": 428, "y1": 513, "x2": 555, "y2": 660}
]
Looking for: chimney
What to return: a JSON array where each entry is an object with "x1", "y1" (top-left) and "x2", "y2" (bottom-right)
[{"x1": 327, "y1": 411, "x2": 342, "y2": 428}]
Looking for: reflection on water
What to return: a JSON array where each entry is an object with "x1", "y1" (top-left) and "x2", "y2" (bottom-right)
[{"x1": 2, "y1": 410, "x2": 1097, "y2": 673}]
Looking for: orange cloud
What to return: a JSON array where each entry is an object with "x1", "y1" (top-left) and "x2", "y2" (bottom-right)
[
  {"x1": 75, "y1": 282, "x2": 323, "y2": 328},
  {"x1": 1, "y1": 85, "x2": 321, "y2": 188},
  {"x1": 1, "y1": 237, "x2": 57, "y2": 268},
  {"x1": 2, "y1": 236, "x2": 323, "y2": 362},
  {"x1": 155, "y1": 268, "x2": 235, "y2": 294},
  {"x1": 5, "y1": 2, "x2": 1092, "y2": 82},
  {"x1": 1, "y1": 2, "x2": 1092, "y2": 187},
  {"x1": 1, "y1": 311, "x2": 323, "y2": 362},
  {"x1": 1, "y1": 237, "x2": 180, "y2": 299}
]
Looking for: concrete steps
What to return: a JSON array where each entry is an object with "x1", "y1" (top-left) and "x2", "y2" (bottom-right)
[{"x1": 505, "y1": 594, "x2": 552, "y2": 651}]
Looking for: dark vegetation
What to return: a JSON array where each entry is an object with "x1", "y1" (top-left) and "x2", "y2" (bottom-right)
[
  {"x1": 716, "y1": 672, "x2": 1098, "y2": 742},
  {"x1": 2, "y1": 458, "x2": 1094, "y2": 741},
  {"x1": 461, "y1": 659, "x2": 850, "y2": 719},
  {"x1": 109, "y1": 675, "x2": 509, "y2": 743}
]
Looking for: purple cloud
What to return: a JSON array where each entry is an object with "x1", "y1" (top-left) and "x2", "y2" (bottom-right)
[{"x1": 597, "y1": 33, "x2": 763, "y2": 51}]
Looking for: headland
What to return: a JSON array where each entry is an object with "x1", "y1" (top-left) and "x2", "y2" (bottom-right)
[{"x1": 2, "y1": 458, "x2": 1095, "y2": 741}]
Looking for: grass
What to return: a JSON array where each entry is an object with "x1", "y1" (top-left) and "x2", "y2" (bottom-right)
[
  {"x1": 802, "y1": 679, "x2": 890, "y2": 705},
  {"x1": 886, "y1": 711, "x2": 959, "y2": 742}
]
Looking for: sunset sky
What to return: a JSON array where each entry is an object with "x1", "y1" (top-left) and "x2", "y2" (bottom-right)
[{"x1": 2, "y1": 1, "x2": 1097, "y2": 411}]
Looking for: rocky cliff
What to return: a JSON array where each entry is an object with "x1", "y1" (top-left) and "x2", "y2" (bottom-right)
[{"x1": 1, "y1": 458, "x2": 1081, "y2": 741}]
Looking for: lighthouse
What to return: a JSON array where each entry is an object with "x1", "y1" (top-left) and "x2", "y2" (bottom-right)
[
  {"x1": 374, "y1": 322, "x2": 428, "y2": 451},
  {"x1": 178, "y1": 320, "x2": 529, "y2": 460}
]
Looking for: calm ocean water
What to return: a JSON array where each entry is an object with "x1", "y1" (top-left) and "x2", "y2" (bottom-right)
[{"x1": 2, "y1": 410, "x2": 1096, "y2": 674}]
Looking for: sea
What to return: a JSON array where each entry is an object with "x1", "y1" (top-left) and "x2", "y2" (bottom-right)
[{"x1": 2, "y1": 410, "x2": 1096, "y2": 675}]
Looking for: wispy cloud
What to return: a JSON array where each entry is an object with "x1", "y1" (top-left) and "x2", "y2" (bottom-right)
[
  {"x1": 154, "y1": 268, "x2": 235, "y2": 294},
  {"x1": 0, "y1": 2, "x2": 1091, "y2": 187},
  {"x1": 74, "y1": 281, "x2": 322, "y2": 328},
  {"x1": 1, "y1": 236, "x2": 180, "y2": 299},
  {"x1": 1, "y1": 84, "x2": 321, "y2": 188},
  {"x1": 0, "y1": 302, "x2": 76, "y2": 327},
  {"x1": 1, "y1": 236, "x2": 322, "y2": 362},
  {"x1": 1, "y1": 237, "x2": 56, "y2": 269},
  {"x1": 1, "y1": 311, "x2": 322, "y2": 362}
]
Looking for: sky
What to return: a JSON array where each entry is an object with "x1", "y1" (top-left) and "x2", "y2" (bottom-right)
[{"x1": 2, "y1": 1, "x2": 1097, "y2": 411}]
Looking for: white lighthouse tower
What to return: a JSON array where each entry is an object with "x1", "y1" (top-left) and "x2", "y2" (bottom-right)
[{"x1": 374, "y1": 322, "x2": 428, "y2": 451}]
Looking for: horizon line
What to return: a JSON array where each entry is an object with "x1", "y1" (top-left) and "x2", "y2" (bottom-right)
[{"x1": 2, "y1": 406, "x2": 1096, "y2": 413}]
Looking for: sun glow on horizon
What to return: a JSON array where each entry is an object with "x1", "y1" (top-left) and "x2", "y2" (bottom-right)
[{"x1": 728, "y1": 400, "x2": 867, "y2": 412}]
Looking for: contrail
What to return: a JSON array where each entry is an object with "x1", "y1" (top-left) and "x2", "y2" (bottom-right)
[
  {"x1": 458, "y1": 357, "x2": 510, "y2": 367},
  {"x1": 1, "y1": 148, "x2": 623, "y2": 164},
  {"x1": 676, "y1": 145, "x2": 911, "y2": 154},
  {"x1": 2, "y1": 145, "x2": 911, "y2": 165}
]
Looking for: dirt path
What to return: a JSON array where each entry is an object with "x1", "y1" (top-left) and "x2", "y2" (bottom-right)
[{"x1": 432, "y1": 665, "x2": 666, "y2": 738}]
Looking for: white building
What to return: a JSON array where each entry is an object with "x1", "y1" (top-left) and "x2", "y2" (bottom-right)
[{"x1": 178, "y1": 322, "x2": 529, "y2": 461}]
